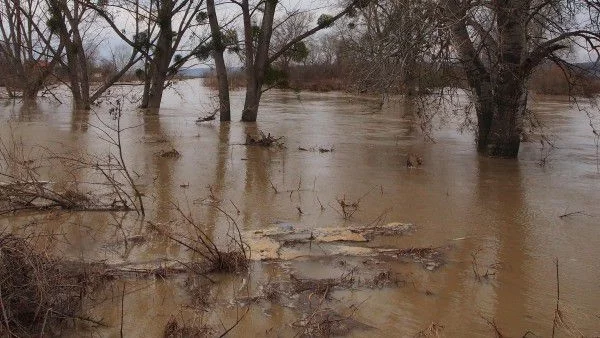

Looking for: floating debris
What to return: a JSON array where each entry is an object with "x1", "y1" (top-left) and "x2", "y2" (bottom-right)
[
  {"x1": 244, "y1": 222, "x2": 448, "y2": 270},
  {"x1": 298, "y1": 146, "x2": 335, "y2": 153},
  {"x1": 195, "y1": 109, "x2": 218, "y2": 123},
  {"x1": 159, "y1": 148, "x2": 182, "y2": 158},
  {"x1": 407, "y1": 153, "x2": 423, "y2": 168},
  {"x1": 245, "y1": 131, "x2": 284, "y2": 147}
]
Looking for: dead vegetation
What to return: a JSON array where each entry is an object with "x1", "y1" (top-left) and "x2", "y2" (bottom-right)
[
  {"x1": 163, "y1": 317, "x2": 213, "y2": 337},
  {"x1": 483, "y1": 316, "x2": 506, "y2": 338},
  {"x1": 253, "y1": 270, "x2": 382, "y2": 336},
  {"x1": 292, "y1": 305, "x2": 368, "y2": 337},
  {"x1": 151, "y1": 202, "x2": 249, "y2": 274},
  {"x1": 158, "y1": 148, "x2": 182, "y2": 159},
  {"x1": 244, "y1": 131, "x2": 284, "y2": 147},
  {"x1": 141, "y1": 135, "x2": 169, "y2": 144},
  {"x1": 333, "y1": 196, "x2": 360, "y2": 220},
  {"x1": 407, "y1": 153, "x2": 424, "y2": 168},
  {"x1": 330, "y1": 187, "x2": 382, "y2": 220},
  {"x1": 0, "y1": 234, "x2": 109, "y2": 336},
  {"x1": 414, "y1": 322, "x2": 444, "y2": 337},
  {"x1": 389, "y1": 247, "x2": 447, "y2": 271},
  {"x1": 471, "y1": 249, "x2": 501, "y2": 281},
  {"x1": 0, "y1": 106, "x2": 145, "y2": 215},
  {"x1": 195, "y1": 109, "x2": 218, "y2": 123}
]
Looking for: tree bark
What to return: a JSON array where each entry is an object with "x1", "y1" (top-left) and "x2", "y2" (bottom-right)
[
  {"x1": 206, "y1": 0, "x2": 231, "y2": 121},
  {"x1": 140, "y1": 1, "x2": 173, "y2": 110},
  {"x1": 448, "y1": 0, "x2": 527, "y2": 158},
  {"x1": 241, "y1": 0, "x2": 277, "y2": 122},
  {"x1": 22, "y1": 87, "x2": 38, "y2": 104}
]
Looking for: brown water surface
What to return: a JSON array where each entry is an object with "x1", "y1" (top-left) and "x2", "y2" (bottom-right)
[{"x1": 1, "y1": 80, "x2": 599, "y2": 337}]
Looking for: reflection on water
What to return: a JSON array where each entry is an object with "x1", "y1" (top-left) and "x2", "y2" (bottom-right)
[{"x1": 1, "y1": 80, "x2": 599, "y2": 337}]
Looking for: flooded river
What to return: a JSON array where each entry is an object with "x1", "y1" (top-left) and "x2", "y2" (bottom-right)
[{"x1": 1, "y1": 79, "x2": 599, "y2": 337}]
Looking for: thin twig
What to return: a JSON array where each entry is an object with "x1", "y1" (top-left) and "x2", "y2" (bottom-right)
[{"x1": 120, "y1": 282, "x2": 126, "y2": 338}]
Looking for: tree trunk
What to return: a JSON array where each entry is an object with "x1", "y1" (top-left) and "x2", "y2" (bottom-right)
[
  {"x1": 22, "y1": 87, "x2": 38, "y2": 105},
  {"x1": 241, "y1": 0, "x2": 277, "y2": 122},
  {"x1": 141, "y1": 2, "x2": 173, "y2": 110},
  {"x1": 477, "y1": 0, "x2": 526, "y2": 158},
  {"x1": 207, "y1": 0, "x2": 231, "y2": 121},
  {"x1": 477, "y1": 83, "x2": 526, "y2": 157},
  {"x1": 72, "y1": 24, "x2": 90, "y2": 109},
  {"x1": 448, "y1": 0, "x2": 526, "y2": 158},
  {"x1": 146, "y1": 73, "x2": 167, "y2": 109},
  {"x1": 242, "y1": 82, "x2": 261, "y2": 122},
  {"x1": 140, "y1": 62, "x2": 151, "y2": 108}
]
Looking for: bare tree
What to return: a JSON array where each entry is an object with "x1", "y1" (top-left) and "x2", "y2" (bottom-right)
[
  {"x1": 45, "y1": 0, "x2": 142, "y2": 109},
  {"x1": 220, "y1": 0, "x2": 371, "y2": 122},
  {"x1": 339, "y1": 0, "x2": 441, "y2": 97},
  {"x1": 0, "y1": 0, "x2": 63, "y2": 103},
  {"x1": 83, "y1": 0, "x2": 210, "y2": 110},
  {"x1": 207, "y1": 0, "x2": 231, "y2": 121},
  {"x1": 270, "y1": 11, "x2": 313, "y2": 73},
  {"x1": 438, "y1": 0, "x2": 600, "y2": 157}
]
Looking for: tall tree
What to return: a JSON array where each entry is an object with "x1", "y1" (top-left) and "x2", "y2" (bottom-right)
[
  {"x1": 206, "y1": 0, "x2": 231, "y2": 121},
  {"x1": 85, "y1": 0, "x2": 209, "y2": 110},
  {"x1": 225, "y1": 0, "x2": 371, "y2": 122},
  {"x1": 44, "y1": 0, "x2": 142, "y2": 109},
  {"x1": 0, "y1": 0, "x2": 62, "y2": 103},
  {"x1": 339, "y1": 0, "x2": 440, "y2": 97},
  {"x1": 440, "y1": 0, "x2": 600, "y2": 157}
]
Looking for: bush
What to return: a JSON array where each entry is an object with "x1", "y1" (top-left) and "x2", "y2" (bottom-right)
[{"x1": 0, "y1": 234, "x2": 108, "y2": 336}]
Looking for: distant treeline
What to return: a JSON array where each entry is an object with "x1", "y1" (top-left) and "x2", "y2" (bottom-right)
[{"x1": 203, "y1": 61, "x2": 600, "y2": 96}]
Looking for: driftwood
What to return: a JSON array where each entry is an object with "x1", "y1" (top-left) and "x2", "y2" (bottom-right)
[{"x1": 195, "y1": 109, "x2": 218, "y2": 123}]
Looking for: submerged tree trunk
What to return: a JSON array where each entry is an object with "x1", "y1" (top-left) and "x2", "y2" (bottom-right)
[
  {"x1": 474, "y1": 82, "x2": 525, "y2": 157},
  {"x1": 242, "y1": 86, "x2": 261, "y2": 121},
  {"x1": 238, "y1": 0, "x2": 361, "y2": 122},
  {"x1": 207, "y1": 0, "x2": 231, "y2": 121},
  {"x1": 139, "y1": 1, "x2": 173, "y2": 110},
  {"x1": 448, "y1": 0, "x2": 528, "y2": 158},
  {"x1": 22, "y1": 87, "x2": 39, "y2": 105},
  {"x1": 241, "y1": 0, "x2": 277, "y2": 122}
]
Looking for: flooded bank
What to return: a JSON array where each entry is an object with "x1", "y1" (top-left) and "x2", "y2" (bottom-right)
[{"x1": 1, "y1": 79, "x2": 599, "y2": 337}]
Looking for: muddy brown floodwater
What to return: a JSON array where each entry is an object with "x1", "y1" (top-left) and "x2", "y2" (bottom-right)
[{"x1": 1, "y1": 79, "x2": 599, "y2": 337}]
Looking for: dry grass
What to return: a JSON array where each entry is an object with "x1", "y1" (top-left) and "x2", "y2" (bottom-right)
[
  {"x1": 203, "y1": 72, "x2": 246, "y2": 91},
  {"x1": 151, "y1": 202, "x2": 249, "y2": 275},
  {"x1": 529, "y1": 64, "x2": 600, "y2": 96},
  {"x1": 287, "y1": 64, "x2": 350, "y2": 92}
]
